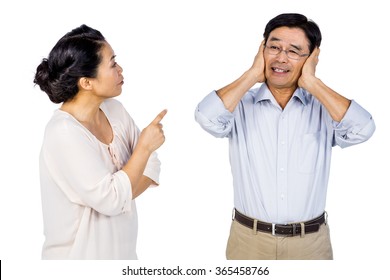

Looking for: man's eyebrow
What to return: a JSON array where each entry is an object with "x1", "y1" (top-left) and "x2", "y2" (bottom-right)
[
  {"x1": 290, "y1": 44, "x2": 303, "y2": 51},
  {"x1": 269, "y1": 37, "x2": 281, "y2": 42},
  {"x1": 269, "y1": 37, "x2": 303, "y2": 51}
]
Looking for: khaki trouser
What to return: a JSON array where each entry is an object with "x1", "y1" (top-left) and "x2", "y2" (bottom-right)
[{"x1": 226, "y1": 219, "x2": 333, "y2": 260}]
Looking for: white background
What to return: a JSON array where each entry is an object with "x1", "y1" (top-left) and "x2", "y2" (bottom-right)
[{"x1": 0, "y1": 0, "x2": 388, "y2": 279}]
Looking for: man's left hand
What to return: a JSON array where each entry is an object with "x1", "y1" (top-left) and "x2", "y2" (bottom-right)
[{"x1": 298, "y1": 47, "x2": 320, "y2": 90}]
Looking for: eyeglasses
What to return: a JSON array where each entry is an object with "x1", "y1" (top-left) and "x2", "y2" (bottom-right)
[{"x1": 265, "y1": 45, "x2": 310, "y2": 60}]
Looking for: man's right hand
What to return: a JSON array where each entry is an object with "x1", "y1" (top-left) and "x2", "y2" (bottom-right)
[
  {"x1": 216, "y1": 40, "x2": 266, "y2": 112},
  {"x1": 249, "y1": 40, "x2": 266, "y2": 84}
]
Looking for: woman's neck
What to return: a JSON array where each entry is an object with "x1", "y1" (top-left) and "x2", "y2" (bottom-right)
[{"x1": 60, "y1": 92, "x2": 104, "y2": 124}]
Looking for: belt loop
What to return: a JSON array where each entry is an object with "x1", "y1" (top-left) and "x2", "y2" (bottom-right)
[
  {"x1": 324, "y1": 211, "x2": 328, "y2": 225},
  {"x1": 300, "y1": 222, "x2": 305, "y2": 238},
  {"x1": 292, "y1": 224, "x2": 297, "y2": 236},
  {"x1": 232, "y1": 208, "x2": 236, "y2": 221},
  {"x1": 253, "y1": 219, "x2": 258, "y2": 235},
  {"x1": 272, "y1": 223, "x2": 276, "y2": 236}
]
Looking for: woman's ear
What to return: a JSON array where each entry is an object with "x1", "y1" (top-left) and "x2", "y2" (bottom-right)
[{"x1": 78, "y1": 77, "x2": 93, "y2": 91}]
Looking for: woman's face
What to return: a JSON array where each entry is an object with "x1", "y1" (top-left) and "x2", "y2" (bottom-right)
[{"x1": 91, "y1": 42, "x2": 124, "y2": 98}]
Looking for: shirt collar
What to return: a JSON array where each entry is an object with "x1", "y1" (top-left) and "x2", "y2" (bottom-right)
[
  {"x1": 254, "y1": 84, "x2": 308, "y2": 106},
  {"x1": 293, "y1": 87, "x2": 308, "y2": 106}
]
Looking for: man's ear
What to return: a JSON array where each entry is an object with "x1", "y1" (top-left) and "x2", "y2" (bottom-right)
[{"x1": 78, "y1": 77, "x2": 93, "y2": 91}]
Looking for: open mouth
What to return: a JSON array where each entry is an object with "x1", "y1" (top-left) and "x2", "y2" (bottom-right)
[{"x1": 272, "y1": 67, "x2": 289, "y2": 73}]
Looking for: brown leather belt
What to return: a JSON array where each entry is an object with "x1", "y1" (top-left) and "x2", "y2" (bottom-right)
[{"x1": 233, "y1": 209, "x2": 326, "y2": 236}]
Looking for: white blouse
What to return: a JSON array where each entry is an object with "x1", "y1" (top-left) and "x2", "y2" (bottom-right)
[{"x1": 39, "y1": 98, "x2": 160, "y2": 259}]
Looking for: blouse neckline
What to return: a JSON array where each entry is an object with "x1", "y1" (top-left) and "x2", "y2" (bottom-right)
[{"x1": 56, "y1": 102, "x2": 116, "y2": 147}]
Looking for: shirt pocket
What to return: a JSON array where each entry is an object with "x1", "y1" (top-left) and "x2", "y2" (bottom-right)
[{"x1": 298, "y1": 131, "x2": 321, "y2": 174}]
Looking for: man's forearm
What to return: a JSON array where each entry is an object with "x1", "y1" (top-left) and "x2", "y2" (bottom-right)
[
  {"x1": 302, "y1": 77, "x2": 351, "y2": 122},
  {"x1": 217, "y1": 69, "x2": 259, "y2": 112}
]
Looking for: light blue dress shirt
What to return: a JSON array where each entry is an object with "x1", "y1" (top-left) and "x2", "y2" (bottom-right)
[{"x1": 195, "y1": 84, "x2": 375, "y2": 224}]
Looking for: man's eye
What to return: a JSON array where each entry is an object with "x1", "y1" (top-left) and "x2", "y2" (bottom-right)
[
  {"x1": 270, "y1": 46, "x2": 280, "y2": 50},
  {"x1": 288, "y1": 50, "x2": 299, "y2": 55}
]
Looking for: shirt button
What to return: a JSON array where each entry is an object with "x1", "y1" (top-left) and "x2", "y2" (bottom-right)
[
  {"x1": 281, "y1": 194, "x2": 285, "y2": 200},
  {"x1": 280, "y1": 167, "x2": 285, "y2": 172},
  {"x1": 281, "y1": 140, "x2": 286, "y2": 145}
]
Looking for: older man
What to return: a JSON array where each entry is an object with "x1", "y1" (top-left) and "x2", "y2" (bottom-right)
[{"x1": 194, "y1": 13, "x2": 375, "y2": 260}]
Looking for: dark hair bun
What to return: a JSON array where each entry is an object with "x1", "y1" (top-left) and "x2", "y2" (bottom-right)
[
  {"x1": 34, "y1": 58, "x2": 70, "y2": 104},
  {"x1": 34, "y1": 59, "x2": 51, "y2": 93},
  {"x1": 33, "y1": 24, "x2": 105, "y2": 104}
]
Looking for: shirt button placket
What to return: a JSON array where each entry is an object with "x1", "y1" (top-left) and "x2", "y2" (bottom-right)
[{"x1": 277, "y1": 112, "x2": 288, "y2": 219}]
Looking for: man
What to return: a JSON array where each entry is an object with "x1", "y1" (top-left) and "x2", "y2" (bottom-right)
[{"x1": 194, "y1": 13, "x2": 375, "y2": 260}]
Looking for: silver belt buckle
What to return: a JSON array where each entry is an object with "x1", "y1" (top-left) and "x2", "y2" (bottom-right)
[{"x1": 272, "y1": 223, "x2": 276, "y2": 236}]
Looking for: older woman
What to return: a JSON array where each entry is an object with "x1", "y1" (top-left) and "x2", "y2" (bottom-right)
[{"x1": 34, "y1": 24, "x2": 166, "y2": 259}]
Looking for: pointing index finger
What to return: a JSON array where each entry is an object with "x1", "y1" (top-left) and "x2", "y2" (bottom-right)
[{"x1": 151, "y1": 109, "x2": 168, "y2": 124}]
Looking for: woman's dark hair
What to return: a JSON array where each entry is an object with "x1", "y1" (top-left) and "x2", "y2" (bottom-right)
[
  {"x1": 263, "y1": 13, "x2": 322, "y2": 53},
  {"x1": 34, "y1": 24, "x2": 106, "y2": 103}
]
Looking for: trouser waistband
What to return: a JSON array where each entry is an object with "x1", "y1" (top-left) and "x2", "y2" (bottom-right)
[{"x1": 233, "y1": 209, "x2": 326, "y2": 236}]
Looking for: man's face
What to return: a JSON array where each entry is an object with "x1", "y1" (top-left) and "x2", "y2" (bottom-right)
[{"x1": 264, "y1": 27, "x2": 311, "y2": 92}]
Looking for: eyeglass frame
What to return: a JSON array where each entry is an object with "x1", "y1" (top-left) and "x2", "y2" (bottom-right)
[{"x1": 264, "y1": 44, "x2": 310, "y2": 60}]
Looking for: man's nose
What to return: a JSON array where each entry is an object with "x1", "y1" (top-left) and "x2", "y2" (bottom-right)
[{"x1": 275, "y1": 50, "x2": 289, "y2": 62}]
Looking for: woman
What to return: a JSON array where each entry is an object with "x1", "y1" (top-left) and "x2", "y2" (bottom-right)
[{"x1": 34, "y1": 24, "x2": 167, "y2": 259}]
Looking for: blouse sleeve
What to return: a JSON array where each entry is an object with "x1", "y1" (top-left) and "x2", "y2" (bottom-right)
[
  {"x1": 144, "y1": 151, "x2": 161, "y2": 186},
  {"x1": 41, "y1": 118, "x2": 132, "y2": 217}
]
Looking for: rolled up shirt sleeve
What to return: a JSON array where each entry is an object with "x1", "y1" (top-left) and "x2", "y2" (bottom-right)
[
  {"x1": 194, "y1": 91, "x2": 235, "y2": 138},
  {"x1": 332, "y1": 100, "x2": 376, "y2": 148}
]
